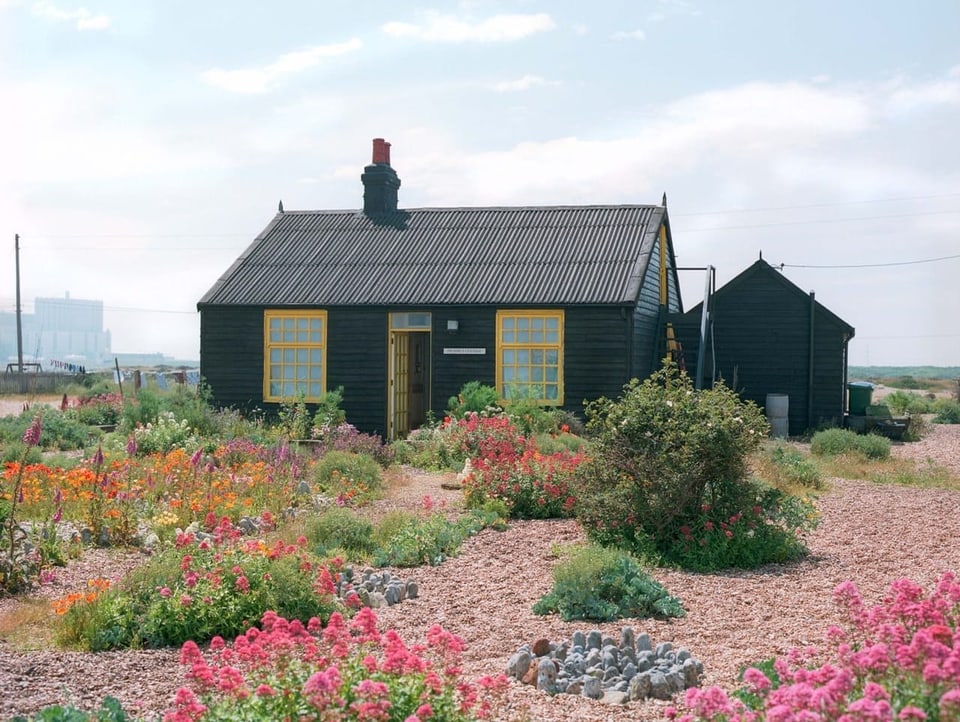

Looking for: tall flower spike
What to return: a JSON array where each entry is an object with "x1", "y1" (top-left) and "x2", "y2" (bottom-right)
[
  {"x1": 23, "y1": 415, "x2": 42, "y2": 447},
  {"x1": 93, "y1": 445, "x2": 104, "y2": 467}
]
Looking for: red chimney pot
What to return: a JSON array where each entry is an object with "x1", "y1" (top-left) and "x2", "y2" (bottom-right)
[{"x1": 371, "y1": 138, "x2": 391, "y2": 165}]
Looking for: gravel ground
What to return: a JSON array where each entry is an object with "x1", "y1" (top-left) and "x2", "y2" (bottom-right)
[{"x1": 0, "y1": 424, "x2": 958, "y2": 721}]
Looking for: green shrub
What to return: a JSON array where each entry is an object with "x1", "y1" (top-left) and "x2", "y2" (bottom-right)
[
  {"x1": 10, "y1": 696, "x2": 133, "y2": 721},
  {"x1": 312, "y1": 450, "x2": 383, "y2": 501},
  {"x1": 663, "y1": 482, "x2": 817, "y2": 571},
  {"x1": 311, "y1": 385, "x2": 347, "y2": 431},
  {"x1": 372, "y1": 509, "x2": 503, "y2": 568},
  {"x1": 447, "y1": 381, "x2": 500, "y2": 418},
  {"x1": 56, "y1": 525, "x2": 343, "y2": 650},
  {"x1": 575, "y1": 362, "x2": 782, "y2": 570},
  {"x1": 533, "y1": 544, "x2": 684, "y2": 622},
  {"x1": 532, "y1": 431, "x2": 587, "y2": 456},
  {"x1": 302, "y1": 506, "x2": 377, "y2": 558},
  {"x1": 810, "y1": 428, "x2": 890, "y2": 460},
  {"x1": 1, "y1": 441, "x2": 42, "y2": 465},
  {"x1": 505, "y1": 398, "x2": 559, "y2": 436},
  {"x1": 761, "y1": 442, "x2": 824, "y2": 489},
  {"x1": 933, "y1": 398, "x2": 960, "y2": 424},
  {"x1": 119, "y1": 388, "x2": 162, "y2": 431},
  {"x1": 883, "y1": 390, "x2": 934, "y2": 415},
  {"x1": 131, "y1": 411, "x2": 201, "y2": 455}
]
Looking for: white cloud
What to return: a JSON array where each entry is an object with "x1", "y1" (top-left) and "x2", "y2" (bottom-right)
[
  {"x1": 885, "y1": 78, "x2": 960, "y2": 113},
  {"x1": 201, "y1": 39, "x2": 362, "y2": 94},
  {"x1": 381, "y1": 12, "x2": 555, "y2": 43},
  {"x1": 612, "y1": 29, "x2": 646, "y2": 41},
  {"x1": 32, "y1": 0, "x2": 109, "y2": 30},
  {"x1": 490, "y1": 74, "x2": 557, "y2": 93}
]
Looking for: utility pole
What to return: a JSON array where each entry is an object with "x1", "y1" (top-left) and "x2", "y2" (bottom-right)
[{"x1": 15, "y1": 233, "x2": 23, "y2": 373}]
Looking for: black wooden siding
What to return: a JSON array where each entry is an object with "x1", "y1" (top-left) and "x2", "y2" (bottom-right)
[
  {"x1": 632, "y1": 237, "x2": 682, "y2": 380},
  {"x1": 678, "y1": 265, "x2": 852, "y2": 435},
  {"x1": 202, "y1": 304, "x2": 634, "y2": 434}
]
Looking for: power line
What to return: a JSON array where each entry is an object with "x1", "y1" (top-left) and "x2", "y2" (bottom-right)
[
  {"x1": 677, "y1": 209, "x2": 959, "y2": 232},
  {"x1": 779, "y1": 252, "x2": 960, "y2": 269},
  {"x1": 671, "y1": 191, "x2": 960, "y2": 217}
]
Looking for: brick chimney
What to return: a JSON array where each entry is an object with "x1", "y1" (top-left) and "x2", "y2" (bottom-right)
[{"x1": 361, "y1": 138, "x2": 401, "y2": 215}]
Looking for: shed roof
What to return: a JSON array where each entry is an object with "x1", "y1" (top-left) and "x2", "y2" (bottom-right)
[
  {"x1": 198, "y1": 205, "x2": 669, "y2": 307},
  {"x1": 688, "y1": 259, "x2": 855, "y2": 335}
]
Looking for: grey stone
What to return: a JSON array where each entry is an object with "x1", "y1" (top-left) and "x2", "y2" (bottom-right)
[
  {"x1": 636, "y1": 632, "x2": 652, "y2": 652},
  {"x1": 367, "y1": 591, "x2": 389, "y2": 609},
  {"x1": 602, "y1": 667, "x2": 620, "y2": 683},
  {"x1": 405, "y1": 580, "x2": 419, "y2": 599},
  {"x1": 636, "y1": 650, "x2": 654, "y2": 672},
  {"x1": 566, "y1": 679, "x2": 583, "y2": 696},
  {"x1": 581, "y1": 677, "x2": 602, "y2": 699},
  {"x1": 601, "y1": 690, "x2": 629, "y2": 705},
  {"x1": 554, "y1": 642, "x2": 569, "y2": 662},
  {"x1": 601, "y1": 635, "x2": 617, "y2": 649},
  {"x1": 676, "y1": 648, "x2": 691, "y2": 663},
  {"x1": 654, "y1": 641, "x2": 673, "y2": 658},
  {"x1": 628, "y1": 672, "x2": 652, "y2": 701},
  {"x1": 571, "y1": 631, "x2": 586, "y2": 649},
  {"x1": 620, "y1": 626, "x2": 636, "y2": 650},
  {"x1": 621, "y1": 661, "x2": 637, "y2": 681},
  {"x1": 586, "y1": 630, "x2": 602, "y2": 650},
  {"x1": 601, "y1": 651, "x2": 619, "y2": 670},
  {"x1": 507, "y1": 650, "x2": 532, "y2": 680},
  {"x1": 682, "y1": 657, "x2": 701, "y2": 687},
  {"x1": 296, "y1": 480, "x2": 312, "y2": 495},
  {"x1": 584, "y1": 648, "x2": 601, "y2": 669},
  {"x1": 536, "y1": 657, "x2": 558, "y2": 693},
  {"x1": 649, "y1": 671, "x2": 672, "y2": 700},
  {"x1": 383, "y1": 584, "x2": 401, "y2": 605}
]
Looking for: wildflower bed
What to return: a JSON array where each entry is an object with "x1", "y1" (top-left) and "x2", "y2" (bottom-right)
[{"x1": 2, "y1": 422, "x2": 960, "y2": 721}]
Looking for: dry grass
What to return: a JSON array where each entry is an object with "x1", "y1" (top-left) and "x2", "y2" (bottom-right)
[{"x1": 0, "y1": 598, "x2": 57, "y2": 650}]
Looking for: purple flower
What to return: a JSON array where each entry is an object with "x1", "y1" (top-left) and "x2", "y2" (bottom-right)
[
  {"x1": 92, "y1": 445, "x2": 104, "y2": 467},
  {"x1": 126, "y1": 436, "x2": 138, "y2": 456},
  {"x1": 190, "y1": 448, "x2": 203, "y2": 467},
  {"x1": 22, "y1": 415, "x2": 42, "y2": 447},
  {"x1": 52, "y1": 506, "x2": 62, "y2": 523}
]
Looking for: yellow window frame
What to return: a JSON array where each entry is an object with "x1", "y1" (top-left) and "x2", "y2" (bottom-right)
[
  {"x1": 263, "y1": 310, "x2": 328, "y2": 402},
  {"x1": 496, "y1": 309, "x2": 564, "y2": 406}
]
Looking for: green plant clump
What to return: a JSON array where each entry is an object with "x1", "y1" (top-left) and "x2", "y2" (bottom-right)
[
  {"x1": 574, "y1": 362, "x2": 811, "y2": 571},
  {"x1": 446, "y1": 381, "x2": 500, "y2": 418},
  {"x1": 11, "y1": 696, "x2": 133, "y2": 722},
  {"x1": 312, "y1": 450, "x2": 383, "y2": 500},
  {"x1": 933, "y1": 398, "x2": 960, "y2": 424},
  {"x1": 810, "y1": 428, "x2": 891, "y2": 460},
  {"x1": 301, "y1": 506, "x2": 377, "y2": 559},
  {"x1": 533, "y1": 544, "x2": 685, "y2": 622},
  {"x1": 372, "y1": 508, "x2": 505, "y2": 567},
  {"x1": 761, "y1": 442, "x2": 824, "y2": 489}
]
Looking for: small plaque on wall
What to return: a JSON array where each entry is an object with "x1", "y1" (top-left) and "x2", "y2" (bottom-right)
[{"x1": 443, "y1": 347, "x2": 486, "y2": 355}]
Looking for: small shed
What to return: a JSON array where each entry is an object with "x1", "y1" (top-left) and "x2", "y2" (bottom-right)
[
  {"x1": 675, "y1": 259, "x2": 855, "y2": 435},
  {"x1": 198, "y1": 139, "x2": 684, "y2": 437}
]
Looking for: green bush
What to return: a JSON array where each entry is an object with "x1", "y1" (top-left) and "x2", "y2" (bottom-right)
[
  {"x1": 131, "y1": 411, "x2": 201, "y2": 455},
  {"x1": 311, "y1": 385, "x2": 347, "y2": 431},
  {"x1": 933, "y1": 398, "x2": 960, "y2": 424},
  {"x1": 761, "y1": 442, "x2": 824, "y2": 489},
  {"x1": 883, "y1": 390, "x2": 934, "y2": 415},
  {"x1": 312, "y1": 450, "x2": 382, "y2": 500},
  {"x1": 1, "y1": 441, "x2": 42, "y2": 465},
  {"x1": 10, "y1": 696, "x2": 133, "y2": 722},
  {"x1": 533, "y1": 544, "x2": 684, "y2": 622},
  {"x1": 532, "y1": 431, "x2": 587, "y2": 456},
  {"x1": 372, "y1": 509, "x2": 504, "y2": 567},
  {"x1": 810, "y1": 428, "x2": 890, "y2": 460},
  {"x1": 575, "y1": 362, "x2": 785, "y2": 570},
  {"x1": 447, "y1": 381, "x2": 500, "y2": 418},
  {"x1": 302, "y1": 506, "x2": 377, "y2": 558}
]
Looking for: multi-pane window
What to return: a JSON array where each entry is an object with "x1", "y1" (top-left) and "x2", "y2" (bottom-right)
[
  {"x1": 496, "y1": 310, "x2": 563, "y2": 405},
  {"x1": 263, "y1": 311, "x2": 326, "y2": 401}
]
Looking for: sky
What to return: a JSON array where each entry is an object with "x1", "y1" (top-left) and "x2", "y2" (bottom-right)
[{"x1": 1, "y1": 0, "x2": 958, "y2": 367}]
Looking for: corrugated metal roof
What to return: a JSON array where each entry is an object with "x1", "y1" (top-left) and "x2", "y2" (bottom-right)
[{"x1": 199, "y1": 205, "x2": 665, "y2": 307}]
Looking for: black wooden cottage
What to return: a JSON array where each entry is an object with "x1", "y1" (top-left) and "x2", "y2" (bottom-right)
[
  {"x1": 673, "y1": 259, "x2": 855, "y2": 436},
  {"x1": 198, "y1": 139, "x2": 683, "y2": 437}
]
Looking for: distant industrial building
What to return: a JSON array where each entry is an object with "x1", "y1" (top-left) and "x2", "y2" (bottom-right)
[{"x1": 0, "y1": 292, "x2": 112, "y2": 369}]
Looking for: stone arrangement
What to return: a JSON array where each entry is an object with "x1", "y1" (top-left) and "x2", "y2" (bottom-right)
[
  {"x1": 334, "y1": 567, "x2": 419, "y2": 609},
  {"x1": 506, "y1": 627, "x2": 703, "y2": 704}
]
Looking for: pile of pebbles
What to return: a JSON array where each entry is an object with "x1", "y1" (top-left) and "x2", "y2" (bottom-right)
[
  {"x1": 334, "y1": 567, "x2": 419, "y2": 609},
  {"x1": 507, "y1": 626, "x2": 703, "y2": 704}
]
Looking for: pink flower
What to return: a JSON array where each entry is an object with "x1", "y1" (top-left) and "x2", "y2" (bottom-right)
[
  {"x1": 22, "y1": 415, "x2": 42, "y2": 446},
  {"x1": 158, "y1": 586, "x2": 172, "y2": 598},
  {"x1": 899, "y1": 706, "x2": 928, "y2": 720},
  {"x1": 235, "y1": 575, "x2": 250, "y2": 592}
]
